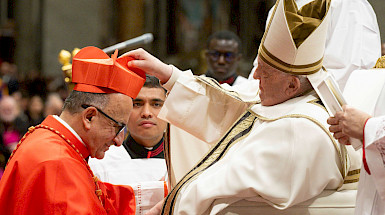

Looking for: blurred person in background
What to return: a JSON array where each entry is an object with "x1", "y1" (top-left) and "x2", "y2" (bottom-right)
[
  {"x1": 0, "y1": 134, "x2": 10, "y2": 179},
  {"x1": 44, "y1": 93, "x2": 64, "y2": 117},
  {"x1": 11, "y1": 89, "x2": 30, "y2": 114},
  {"x1": 0, "y1": 62, "x2": 19, "y2": 98},
  {"x1": 204, "y1": 30, "x2": 247, "y2": 86},
  {"x1": 0, "y1": 96, "x2": 28, "y2": 152},
  {"x1": 23, "y1": 69, "x2": 47, "y2": 100},
  {"x1": 26, "y1": 95, "x2": 45, "y2": 127}
]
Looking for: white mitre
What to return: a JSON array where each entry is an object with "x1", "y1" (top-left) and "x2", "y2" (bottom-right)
[
  {"x1": 258, "y1": 0, "x2": 331, "y2": 76},
  {"x1": 259, "y1": 0, "x2": 345, "y2": 117}
]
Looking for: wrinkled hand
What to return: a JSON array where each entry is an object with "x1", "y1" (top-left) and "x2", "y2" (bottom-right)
[
  {"x1": 327, "y1": 105, "x2": 371, "y2": 145},
  {"x1": 327, "y1": 115, "x2": 350, "y2": 145},
  {"x1": 144, "y1": 199, "x2": 164, "y2": 215},
  {"x1": 123, "y1": 48, "x2": 173, "y2": 84}
]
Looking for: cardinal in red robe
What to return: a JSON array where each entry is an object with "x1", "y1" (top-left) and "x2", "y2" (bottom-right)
[{"x1": 0, "y1": 46, "x2": 146, "y2": 214}]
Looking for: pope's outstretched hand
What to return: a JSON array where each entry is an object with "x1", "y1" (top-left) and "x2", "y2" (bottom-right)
[{"x1": 123, "y1": 48, "x2": 173, "y2": 84}]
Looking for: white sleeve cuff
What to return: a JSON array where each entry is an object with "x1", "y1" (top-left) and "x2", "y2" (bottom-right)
[{"x1": 162, "y1": 65, "x2": 183, "y2": 91}]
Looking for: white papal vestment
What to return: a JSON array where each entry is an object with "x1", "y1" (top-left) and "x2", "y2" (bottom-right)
[{"x1": 159, "y1": 68, "x2": 357, "y2": 214}]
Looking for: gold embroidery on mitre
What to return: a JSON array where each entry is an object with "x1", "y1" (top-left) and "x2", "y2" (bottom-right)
[
  {"x1": 259, "y1": 45, "x2": 323, "y2": 75},
  {"x1": 285, "y1": 0, "x2": 330, "y2": 48}
]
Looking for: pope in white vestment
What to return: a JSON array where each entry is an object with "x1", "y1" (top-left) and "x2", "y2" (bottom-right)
[
  {"x1": 124, "y1": 0, "x2": 361, "y2": 214},
  {"x1": 158, "y1": 68, "x2": 352, "y2": 214},
  {"x1": 171, "y1": 0, "x2": 381, "y2": 189}
]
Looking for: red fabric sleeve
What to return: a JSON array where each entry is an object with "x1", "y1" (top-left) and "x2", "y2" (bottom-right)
[{"x1": 98, "y1": 181, "x2": 136, "y2": 215}]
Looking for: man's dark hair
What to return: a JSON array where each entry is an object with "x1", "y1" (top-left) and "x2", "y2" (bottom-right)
[
  {"x1": 206, "y1": 30, "x2": 242, "y2": 53},
  {"x1": 63, "y1": 91, "x2": 109, "y2": 114},
  {"x1": 144, "y1": 75, "x2": 167, "y2": 94}
]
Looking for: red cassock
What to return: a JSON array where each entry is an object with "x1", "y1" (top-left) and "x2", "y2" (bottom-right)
[{"x1": 0, "y1": 116, "x2": 136, "y2": 214}]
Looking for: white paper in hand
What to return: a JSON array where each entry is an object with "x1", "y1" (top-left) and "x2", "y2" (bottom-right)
[
  {"x1": 315, "y1": 75, "x2": 346, "y2": 116},
  {"x1": 310, "y1": 73, "x2": 362, "y2": 150}
]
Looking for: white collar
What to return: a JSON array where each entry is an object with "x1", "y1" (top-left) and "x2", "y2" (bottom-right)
[
  {"x1": 52, "y1": 115, "x2": 86, "y2": 146},
  {"x1": 250, "y1": 93, "x2": 318, "y2": 119}
]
